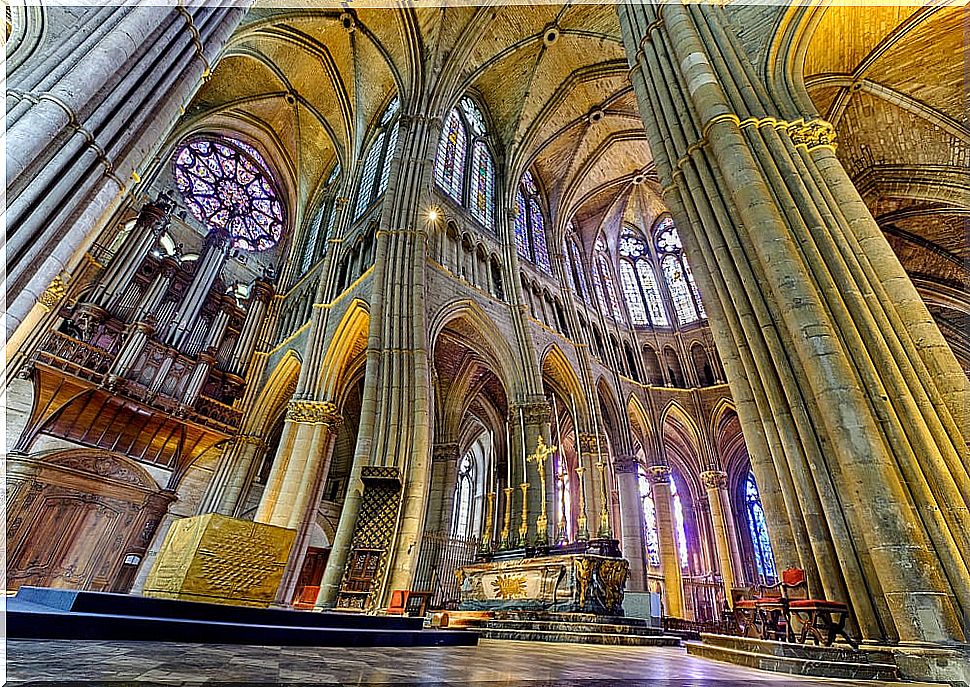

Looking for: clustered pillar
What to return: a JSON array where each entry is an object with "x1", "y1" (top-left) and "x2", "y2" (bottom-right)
[{"x1": 618, "y1": 1, "x2": 970, "y2": 644}]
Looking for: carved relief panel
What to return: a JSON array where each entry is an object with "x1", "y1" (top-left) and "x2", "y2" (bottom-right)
[{"x1": 6, "y1": 450, "x2": 174, "y2": 592}]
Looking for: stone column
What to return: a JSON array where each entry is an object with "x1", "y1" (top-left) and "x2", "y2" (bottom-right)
[
  {"x1": 646, "y1": 465, "x2": 684, "y2": 618},
  {"x1": 615, "y1": 456, "x2": 647, "y2": 591},
  {"x1": 618, "y1": 2, "x2": 969, "y2": 644},
  {"x1": 181, "y1": 294, "x2": 236, "y2": 408},
  {"x1": 431, "y1": 443, "x2": 461, "y2": 533},
  {"x1": 197, "y1": 434, "x2": 268, "y2": 516},
  {"x1": 701, "y1": 470, "x2": 741, "y2": 606},
  {"x1": 511, "y1": 399, "x2": 553, "y2": 546},
  {"x1": 317, "y1": 105, "x2": 441, "y2": 611},
  {"x1": 6, "y1": 4, "x2": 248, "y2": 343}
]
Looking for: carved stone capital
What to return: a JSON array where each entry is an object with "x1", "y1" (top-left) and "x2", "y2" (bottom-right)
[
  {"x1": 510, "y1": 400, "x2": 552, "y2": 426},
  {"x1": 645, "y1": 465, "x2": 671, "y2": 485},
  {"x1": 614, "y1": 455, "x2": 640, "y2": 474},
  {"x1": 787, "y1": 119, "x2": 837, "y2": 150},
  {"x1": 432, "y1": 442, "x2": 461, "y2": 462},
  {"x1": 285, "y1": 400, "x2": 342, "y2": 427},
  {"x1": 234, "y1": 434, "x2": 268, "y2": 450},
  {"x1": 577, "y1": 432, "x2": 608, "y2": 454},
  {"x1": 38, "y1": 275, "x2": 67, "y2": 311},
  {"x1": 700, "y1": 469, "x2": 728, "y2": 490}
]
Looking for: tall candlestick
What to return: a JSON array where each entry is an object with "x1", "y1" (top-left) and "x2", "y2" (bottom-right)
[
  {"x1": 505, "y1": 419, "x2": 512, "y2": 486},
  {"x1": 500, "y1": 486, "x2": 514, "y2": 550},
  {"x1": 519, "y1": 405, "x2": 527, "y2": 477},
  {"x1": 518, "y1": 482, "x2": 530, "y2": 547},
  {"x1": 551, "y1": 394, "x2": 568, "y2": 545}
]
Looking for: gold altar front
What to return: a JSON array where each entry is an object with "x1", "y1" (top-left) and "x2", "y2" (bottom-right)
[
  {"x1": 457, "y1": 554, "x2": 629, "y2": 615},
  {"x1": 143, "y1": 513, "x2": 296, "y2": 608}
]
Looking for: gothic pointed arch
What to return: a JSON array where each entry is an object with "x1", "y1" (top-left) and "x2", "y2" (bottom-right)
[
  {"x1": 540, "y1": 345, "x2": 589, "y2": 427},
  {"x1": 316, "y1": 299, "x2": 371, "y2": 398}
]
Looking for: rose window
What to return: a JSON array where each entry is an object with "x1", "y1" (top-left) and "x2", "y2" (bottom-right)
[{"x1": 172, "y1": 136, "x2": 285, "y2": 252}]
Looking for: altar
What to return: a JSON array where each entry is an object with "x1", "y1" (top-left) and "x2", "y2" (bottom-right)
[{"x1": 457, "y1": 553, "x2": 629, "y2": 615}]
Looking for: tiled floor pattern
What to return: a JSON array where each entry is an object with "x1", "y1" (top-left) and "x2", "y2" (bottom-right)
[{"x1": 6, "y1": 638, "x2": 912, "y2": 686}]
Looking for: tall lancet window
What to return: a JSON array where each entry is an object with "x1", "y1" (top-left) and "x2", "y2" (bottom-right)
[
  {"x1": 452, "y1": 453, "x2": 475, "y2": 539},
  {"x1": 301, "y1": 163, "x2": 341, "y2": 274},
  {"x1": 564, "y1": 226, "x2": 590, "y2": 303},
  {"x1": 355, "y1": 96, "x2": 401, "y2": 220},
  {"x1": 670, "y1": 473, "x2": 689, "y2": 569},
  {"x1": 637, "y1": 466, "x2": 662, "y2": 567},
  {"x1": 513, "y1": 170, "x2": 551, "y2": 273},
  {"x1": 744, "y1": 470, "x2": 777, "y2": 583},
  {"x1": 593, "y1": 236, "x2": 624, "y2": 321},
  {"x1": 618, "y1": 226, "x2": 669, "y2": 326},
  {"x1": 655, "y1": 216, "x2": 706, "y2": 324},
  {"x1": 553, "y1": 449, "x2": 572, "y2": 537},
  {"x1": 433, "y1": 95, "x2": 496, "y2": 229}
]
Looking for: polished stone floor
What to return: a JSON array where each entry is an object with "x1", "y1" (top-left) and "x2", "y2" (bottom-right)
[{"x1": 6, "y1": 638, "x2": 916, "y2": 686}]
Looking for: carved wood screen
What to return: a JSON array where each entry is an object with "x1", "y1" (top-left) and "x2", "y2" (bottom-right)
[{"x1": 6, "y1": 449, "x2": 174, "y2": 592}]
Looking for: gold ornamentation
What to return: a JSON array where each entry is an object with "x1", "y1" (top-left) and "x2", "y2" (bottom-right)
[
  {"x1": 38, "y1": 275, "x2": 67, "y2": 311},
  {"x1": 527, "y1": 436, "x2": 557, "y2": 546},
  {"x1": 575, "y1": 557, "x2": 594, "y2": 609},
  {"x1": 518, "y1": 482, "x2": 530, "y2": 546},
  {"x1": 500, "y1": 487, "x2": 514, "y2": 550},
  {"x1": 575, "y1": 465, "x2": 590, "y2": 542},
  {"x1": 491, "y1": 574, "x2": 528, "y2": 600},
  {"x1": 600, "y1": 559, "x2": 630, "y2": 613},
  {"x1": 285, "y1": 400, "x2": 342, "y2": 426},
  {"x1": 788, "y1": 119, "x2": 838, "y2": 150},
  {"x1": 645, "y1": 464, "x2": 672, "y2": 485},
  {"x1": 701, "y1": 469, "x2": 728, "y2": 490}
]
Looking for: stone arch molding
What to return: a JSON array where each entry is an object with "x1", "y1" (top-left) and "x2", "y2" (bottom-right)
[{"x1": 429, "y1": 297, "x2": 524, "y2": 397}]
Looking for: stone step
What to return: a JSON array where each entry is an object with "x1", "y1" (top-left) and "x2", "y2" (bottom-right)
[
  {"x1": 699, "y1": 632, "x2": 894, "y2": 664},
  {"x1": 686, "y1": 640, "x2": 900, "y2": 681},
  {"x1": 480, "y1": 627, "x2": 681, "y2": 647},
  {"x1": 481, "y1": 619, "x2": 664, "y2": 636},
  {"x1": 491, "y1": 611, "x2": 652, "y2": 627}
]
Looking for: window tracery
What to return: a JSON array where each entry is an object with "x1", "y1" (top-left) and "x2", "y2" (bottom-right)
[
  {"x1": 655, "y1": 217, "x2": 705, "y2": 325},
  {"x1": 514, "y1": 170, "x2": 551, "y2": 273},
  {"x1": 638, "y1": 466, "x2": 662, "y2": 567},
  {"x1": 301, "y1": 163, "x2": 341, "y2": 273},
  {"x1": 355, "y1": 96, "x2": 400, "y2": 220},
  {"x1": 593, "y1": 237, "x2": 624, "y2": 321},
  {"x1": 433, "y1": 95, "x2": 496, "y2": 229},
  {"x1": 618, "y1": 227, "x2": 669, "y2": 327},
  {"x1": 172, "y1": 135, "x2": 285, "y2": 252},
  {"x1": 565, "y1": 227, "x2": 590, "y2": 303}
]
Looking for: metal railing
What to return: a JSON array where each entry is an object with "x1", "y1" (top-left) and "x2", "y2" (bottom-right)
[{"x1": 412, "y1": 530, "x2": 479, "y2": 610}]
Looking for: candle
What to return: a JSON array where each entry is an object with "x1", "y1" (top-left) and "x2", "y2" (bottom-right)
[
  {"x1": 520, "y1": 404, "x2": 527, "y2": 477},
  {"x1": 505, "y1": 417, "x2": 512, "y2": 486}
]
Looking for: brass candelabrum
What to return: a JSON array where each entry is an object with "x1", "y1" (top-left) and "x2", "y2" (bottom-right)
[
  {"x1": 480, "y1": 492, "x2": 495, "y2": 553},
  {"x1": 499, "y1": 487, "x2": 514, "y2": 550},
  {"x1": 596, "y1": 459, "x2": 612, "y2": 539},
  {"x1": 575, "y1": 465, "x2": 590, "y2": 542},
  {"x1": 518, "y1": 482, "x2": 530, "y2": 547}
]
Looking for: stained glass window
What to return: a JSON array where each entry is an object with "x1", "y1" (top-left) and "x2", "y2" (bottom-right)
[
  {"x1": 620, "y1": 261, "x2": 648, "y2": 325},
  {"x1": 355, "y1": 131, "x2": 384, "y2": 219},
  {"x1": 514, "y1": 190, "x2": 529, "y2": 258},
  {"x1": 656, "y1": 217, "x2": 705, "y2": 324},
  {"x1": 434, "y1": 110, "x2": 467, "y2": 202},
  {"x1": 670, "y1": 475, "x2": 689, "y2": 569},
  {"x1": 745, "y1": 470, "x2": 777, "y2": 582},
  {"x1": 470, "y1": 141, "x2": 494, "y2": 228},
  {"x1": 637, "y1": 261, "x2": 669, "y2": 326},
  {"x1": 638, "y1": 466, "x2": 662, "y2": 567},
  {"x1": 301, "y1": 163, "x2": 341, "y2": 273},
  {"x1": 567, "y1": 235, "x2": 590, "y2": 302},
  {"x1": 530, "y1": 199, "x2": 551, "y2": 273},
  {"x1": 460, "y1": 96, "x2": 486, "y2": 136},
  {"x1": 378, "y1": 122, "x2": 399, "y2": 197},
  {"x1": 172, "y1": 136, "x2": 285, "y2": 252},
  {"x1": 354, "y1": 97, "x2": 400, "y2": 221},
  {"x1": 683, "y1": 259, "x2": 707, "y2": 319},
  {"x1": 452, "y1": 453, "x2": 474, "y2": 538},
  {"x1": 662, "y1": 254, "x2": 698, "y2": 324},
  {"x1": 594, "y1": 239, "x2": 623, "y2": 321},
  {"x1": 432, "y1": 95, "x2": 495, "y2": 230}
]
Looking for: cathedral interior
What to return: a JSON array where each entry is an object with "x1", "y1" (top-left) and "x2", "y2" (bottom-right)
[{"x1": 4, "y1": 2, "x2": 969, "y2": 685}]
